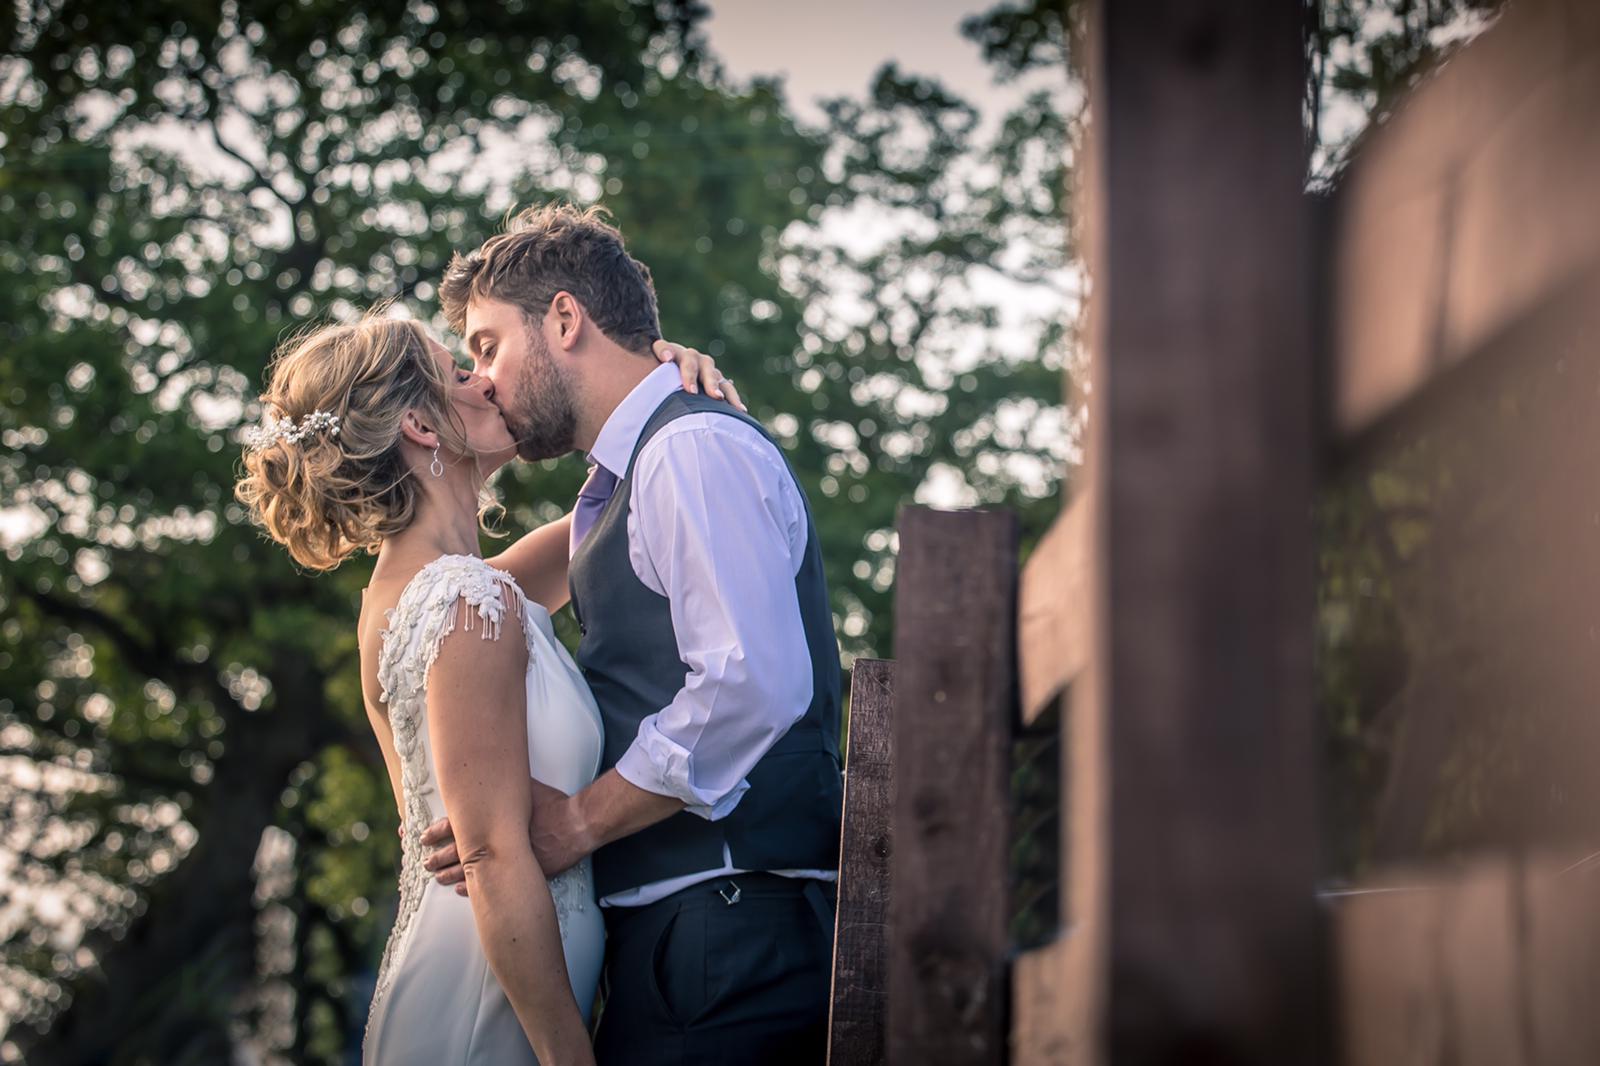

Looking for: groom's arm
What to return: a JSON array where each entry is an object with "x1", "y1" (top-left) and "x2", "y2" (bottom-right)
[
  {"x1": 428, "y1": 769, "x2": 684, "y2": 887},
  {"x1": 521, "y1": 419, "x2": 812, "y2": 878},
  {"x1": 524, "y1": 770, "x2": 684, "y2": 877},
  {"x1": 604, "y1": 417, "x2": 814, "y2": 811}
]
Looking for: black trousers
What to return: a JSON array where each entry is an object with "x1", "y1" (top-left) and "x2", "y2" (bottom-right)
[{"x1": 592, "y1": 873, "x2": 834, "y2": 1066}]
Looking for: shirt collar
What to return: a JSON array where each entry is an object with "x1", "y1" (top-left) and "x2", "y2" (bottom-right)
[{"x1": 587, "y1": 361, "x2": 684, "y2": 475}]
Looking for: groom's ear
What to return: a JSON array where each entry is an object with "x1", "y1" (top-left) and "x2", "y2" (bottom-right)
[{"x1": 548, "y1": 291, "x2": 584, "y2": 352}]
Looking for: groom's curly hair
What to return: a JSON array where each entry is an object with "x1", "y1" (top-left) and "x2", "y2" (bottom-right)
[{"x1": 439, "y1": 202, "x2": 662, "y2": 356}]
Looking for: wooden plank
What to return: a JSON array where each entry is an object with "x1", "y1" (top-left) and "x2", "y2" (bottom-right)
[
  {"x1": 1018, "y1": 492, "x2": 1091, "y2": 725},
  {"x1": 1017, "y1": 499, "x2": 1107, "y2": 1062},
  {"x1": 887, "y1": 507, "x2": 1016, "y2": 1066},
  {"x1": 1011, "y1": 441, "x2": 1100, "y2": 1062},
  {"x1": 1092, "y1": 1, "x2": 1325, "y2": 1061},
  {"x1": 1331, "y1": 0, "x2": 1600, "y2": 438},
  {"x1": 1328, "y1": 271, "x2": 1600, "y2": 863},
  {"x1": 1013, "y1": 940, "x2": 1075, "y2": 1066},
  {"x1": 1520, "y1": 853, "x2": 1600, "y2": 1058},
  {"x1": 1011, "y1": 638, "x2": 1104, "y2": 1066},
  {"x1": 1334, "y1": 851, "x2": 1600, "y2": 1065},
  {"x1": 1013, "y1": 24, "x2": 1112, "y2": 1056},
  {"x1": 828, "y1": 658, "x2": 896, "y2": 1066}
]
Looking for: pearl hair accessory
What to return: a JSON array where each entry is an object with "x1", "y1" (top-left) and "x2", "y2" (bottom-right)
[{"x1": 243, "y1": 409, "x2": 342, "y2": 451}]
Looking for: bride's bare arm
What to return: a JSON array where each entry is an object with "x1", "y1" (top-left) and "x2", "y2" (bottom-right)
[
  {"x1": 426, "y1": 590, "x2": 594, "y2": 1066},
  {"x1": 485, "y1": 339, "x2": 744, "y2": 611}
]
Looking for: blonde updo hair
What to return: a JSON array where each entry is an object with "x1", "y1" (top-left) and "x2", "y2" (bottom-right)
[{"x1": 235, "y1": 313, "x2": 500, "y2": 572}]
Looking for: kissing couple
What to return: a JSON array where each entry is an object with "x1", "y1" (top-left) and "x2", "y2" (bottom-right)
[{"x1": 235, "y1": 204, "x2": 844, "y2": 1065}]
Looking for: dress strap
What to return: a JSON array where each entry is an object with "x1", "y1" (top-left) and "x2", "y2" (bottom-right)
[{"x1": 376, "y1": 554, "x2": 534, "y2": 706}]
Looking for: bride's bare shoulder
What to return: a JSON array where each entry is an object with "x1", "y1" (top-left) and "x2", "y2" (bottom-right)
[{"x1": 355, "y1": 574, "x2": 412, "y2": 708}]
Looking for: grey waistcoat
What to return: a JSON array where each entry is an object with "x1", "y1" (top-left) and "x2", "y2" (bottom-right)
[{"x1": 568, "y1": 390, "x2": 844, "y2": 899}]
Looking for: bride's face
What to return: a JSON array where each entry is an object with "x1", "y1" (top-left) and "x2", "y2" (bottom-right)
[{"x1": 427, "y1": 340, "x2": 517, "y2": 474}]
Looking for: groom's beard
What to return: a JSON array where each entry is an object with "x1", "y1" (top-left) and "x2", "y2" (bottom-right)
[{"x1": 503, "y1": 333, "x2": 578, "y2": 462}]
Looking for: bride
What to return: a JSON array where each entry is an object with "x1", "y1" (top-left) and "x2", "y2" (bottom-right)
[{"x1": 233, "y1": 313, "x2": 735, "y2": 1065}]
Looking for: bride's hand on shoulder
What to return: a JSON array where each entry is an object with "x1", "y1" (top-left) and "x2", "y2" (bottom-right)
[{"x1": 653, "y1": 339, "x2": 746, "y2": 412}]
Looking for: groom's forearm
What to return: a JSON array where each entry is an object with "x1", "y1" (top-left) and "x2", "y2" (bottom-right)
[{"x1": 570, "y1": 769, "x2": 684, "y2": 857}]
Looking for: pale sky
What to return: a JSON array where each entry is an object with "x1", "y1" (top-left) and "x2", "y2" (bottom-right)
[{"x1": 702, "y1": 0, "x2": 1055, "y2": 129}]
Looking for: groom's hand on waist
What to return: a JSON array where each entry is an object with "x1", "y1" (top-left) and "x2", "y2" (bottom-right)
[
  {"x1": 419, "y1": 817, "x2": 469, "y2": 895},
  {"x1": 423, "y1": 772, "x2": 686, "y2": 895},
  {"x1": 420, "y1": 780, "x2": 594, "y2": 896},
  {"x1": 527, "y1": 778, "x2": 593, "y2": 880}
]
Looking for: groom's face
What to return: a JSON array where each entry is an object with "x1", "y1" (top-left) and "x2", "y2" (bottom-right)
[{"x1": 464, "y1": 296, "x2": 577, "y2": 462}]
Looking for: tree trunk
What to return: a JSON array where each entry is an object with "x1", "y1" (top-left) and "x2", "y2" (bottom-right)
[{"x1": 16, "y1": 670, "x2": 339, "y2": 1066}]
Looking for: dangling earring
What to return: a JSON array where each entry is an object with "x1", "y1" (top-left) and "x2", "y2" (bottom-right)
[{"x1": 430, "y1": 444, "x2": 444, "y2": 478}]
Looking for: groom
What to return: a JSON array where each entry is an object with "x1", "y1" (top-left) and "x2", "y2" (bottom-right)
[{"x1": 422, "y1": 203, "x2": 843, "y2": 1065}]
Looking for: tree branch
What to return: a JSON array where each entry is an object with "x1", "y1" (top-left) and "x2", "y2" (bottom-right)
[
  {"x1": 8, "y1": 583, "x2": 242, "y2": 723},
  {"x1": 194, "y1": 77, "x2": 294, "y2": 212}
]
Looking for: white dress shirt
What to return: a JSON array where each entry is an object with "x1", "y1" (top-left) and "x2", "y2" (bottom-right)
[{"x1": 577, "y1": 363, "x2": 835, "y2": 906}]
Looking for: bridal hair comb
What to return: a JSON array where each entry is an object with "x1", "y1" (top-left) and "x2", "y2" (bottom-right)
[{"x1": 243, "y1": 409, "x2": 342, "y2": 451}]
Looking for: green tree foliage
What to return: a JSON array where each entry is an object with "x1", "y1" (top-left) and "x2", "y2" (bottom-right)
[
  {"x1": 1307, "y1": 0, "x2": 1502, "y2": 181},
  {"x1": 0, "y1": 1, "x2": 1076, "y2": 1060},
  {"x1": 778, "y1": 55, "x2": 1079, "y2": 654}
]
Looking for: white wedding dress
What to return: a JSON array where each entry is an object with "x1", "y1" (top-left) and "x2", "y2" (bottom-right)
[{"x1": 362, "y1": 554, "x2": 606, "y2": 1065}]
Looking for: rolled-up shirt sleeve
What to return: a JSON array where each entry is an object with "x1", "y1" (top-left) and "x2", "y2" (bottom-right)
[{"x1": 611, "y1": 416, "x2": 813, "y2": 820}]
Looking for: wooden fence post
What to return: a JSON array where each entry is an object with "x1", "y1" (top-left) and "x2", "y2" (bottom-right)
[
  {"x1": 1321, "y1": 5, "x2": 1600, "y2": 1062},
  {"x1": 828, "y1": 658, "x2": 896, "y2": 1066},
  {"x1": 1090, "y1": 0, "x2": 1325, "y2": 1061},
  {"x1": 887, "y1": 507, "x2": 1018, "y2": 1066},
  {"x1": 1336, "y1": 851, "x2": 1600, "y2": 1064}
]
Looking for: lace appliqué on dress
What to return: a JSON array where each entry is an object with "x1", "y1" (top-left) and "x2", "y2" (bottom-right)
[
  {"x1": 363, "y1": 555, "x2": 549, "y2": 1043},
  {"x1": 548, "y1": 859, "x2": 592, "y2": 939}
]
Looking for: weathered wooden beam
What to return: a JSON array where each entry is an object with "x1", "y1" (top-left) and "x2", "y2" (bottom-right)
[
  {"x1": 1018, "y1": 493, "x2": 1091, "y2": 726},
  {"x1": 1013, "y1": 476, "x2": 1105, "y2": 1066},
  {"x1": 828, "y1": 658, "x2": 896, "y2": 1066},
  {"x1": 1334, "y1": 851, "x2": 1600, "y2": 1065},
  {"x1": 1330, "y1": 0, "x2": 1600, "y2": 439},
  {"x1": 1091, "y1": 1, "x2": 1325, "y2": 1062},
  {"x1": 1011, "y1": 633, "x2": 1104, "y2": 1066},
  {"x1": 1013, "y1": 6, "x2": 1110, "y2": 1051},
  {"x1": 887, "y1": 507, "x2": 1017, "y2": 1066}
]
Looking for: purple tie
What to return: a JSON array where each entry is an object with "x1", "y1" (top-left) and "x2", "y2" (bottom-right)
[{"x1": 570, "y1": 463, "x2": 619, "y2": 555}]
